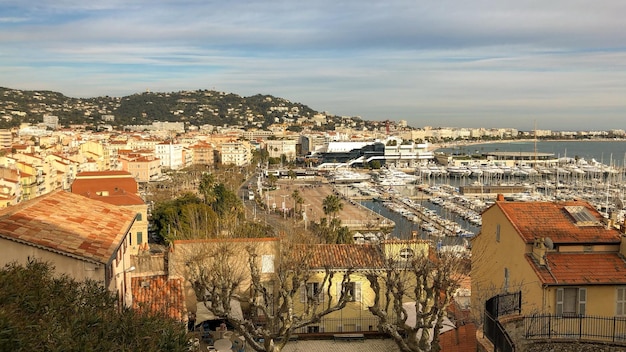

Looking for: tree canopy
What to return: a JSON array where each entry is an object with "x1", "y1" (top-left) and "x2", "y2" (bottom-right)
[{"x1": 0, "y1": 260, "x2": 189, "y2": 352}]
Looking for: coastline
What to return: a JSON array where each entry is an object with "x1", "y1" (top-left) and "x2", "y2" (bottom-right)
[{"x1": 429, "y1": 138, "x2": 626, "y2": 152}]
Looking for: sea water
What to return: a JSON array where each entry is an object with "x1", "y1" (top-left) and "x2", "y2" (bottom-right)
[{"x1": 438, "y1": 140, "x2": 626, "y2": 167}]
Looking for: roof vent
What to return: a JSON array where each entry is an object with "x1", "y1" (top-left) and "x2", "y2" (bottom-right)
[{"x1": 140, "y1": 280, "x2": 150, "y2": 288}]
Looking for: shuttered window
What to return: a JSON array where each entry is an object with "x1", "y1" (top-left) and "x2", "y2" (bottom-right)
[
  {"x1": 617, "y1": 287, "x2": 626, "y2": 317},
  {"x1": 556, "y1": 287, "x2": 586, "y2": 316}
]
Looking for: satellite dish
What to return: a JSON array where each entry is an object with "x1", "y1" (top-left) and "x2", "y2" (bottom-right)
[{"x1": 544, "y1": 237, "x2": 554, "y2": 250}]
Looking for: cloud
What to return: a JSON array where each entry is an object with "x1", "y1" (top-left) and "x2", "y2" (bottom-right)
[{"x1": 1, "y1": 0, "x2": 626, "y2": 130}]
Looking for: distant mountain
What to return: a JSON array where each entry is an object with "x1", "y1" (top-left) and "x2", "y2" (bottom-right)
[{"x1": 0, "y1": 87, "x2": 341, "y2": 130}]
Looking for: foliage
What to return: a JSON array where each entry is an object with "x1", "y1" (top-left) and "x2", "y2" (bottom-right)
[
  {"x1": 0, "y1": 87, "x2": 323, "y2": 130},
  {"x1": 290, "y1": 189, "x2": 303, "y2": 214},
  {"x1": 310, "y1": 217, "x2": 353, "y2": 244},
  {"x1": 0, "y1": 260, "x2": 188, "y2": 352},
  {"x1": 321, "y1": 194, "x2": 343, "y2": 219},
  {"x1": 151, "y1": 171, "x2": 251, "y2": 242},
  {"x1": 369, "y1": 160, "x2": 382, "y2": 169}
]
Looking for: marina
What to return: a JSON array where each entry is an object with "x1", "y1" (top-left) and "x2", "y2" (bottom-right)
[{"x1": 326, "y1": 141, "x2": 626, "y2": 253}]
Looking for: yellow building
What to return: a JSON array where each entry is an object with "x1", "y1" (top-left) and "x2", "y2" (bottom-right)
[{"x1": 471, "y1": 195, "x2": 626, "y2": 321}]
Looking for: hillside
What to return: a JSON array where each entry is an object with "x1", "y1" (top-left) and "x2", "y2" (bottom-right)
[{"x1": 0, "y1": 87, "x2": 345, "y2": 130}]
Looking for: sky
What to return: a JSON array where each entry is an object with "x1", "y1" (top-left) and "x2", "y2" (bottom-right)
[{"x1": 1, "y1": 0, "x2": 626, "y2": 131}]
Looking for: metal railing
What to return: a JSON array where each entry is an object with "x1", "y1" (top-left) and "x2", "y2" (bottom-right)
[
  {"x1": 484, "y1": 292, "x2": 521, "y2": 352},
  {"x1": 293, "y1": 316, "x2": 382, "y2": 334},
  {"x1": 525, "y1": 314, "x2": 626, "y2": 343}
]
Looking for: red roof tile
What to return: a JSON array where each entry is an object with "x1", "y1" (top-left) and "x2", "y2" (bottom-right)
[
  {"x1": 526, "y1": 252, "x2": 626, "y2": 285},
  {"x1": 0, "y1": 190, "x2": 135, "y2": 264},
  {"x1": 497, "y1": 200, "x2": 621, "y2": 244},
  {"x1": 305, "y1": 244, "x2": 385, "y2": 269},
  {"x1": 440, "y1": 323, "x2": 477, "y2": 352},
  {"x1": 132, "y1": 275, "x2": 186, "y2": 321}
]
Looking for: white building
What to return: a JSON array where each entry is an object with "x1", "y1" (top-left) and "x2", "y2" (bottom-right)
[
  {"x1": 219, "y1": 141, "x2": 251, "y2": 166},
  {"x1": 155, "y1": 142, "x2": 184, "y2": 170},
  {"x1": 265, "y1": 139, "x2": 297, "y2": 161}
]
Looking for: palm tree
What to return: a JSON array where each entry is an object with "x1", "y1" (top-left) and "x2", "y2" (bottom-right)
[
  {"x1": 291, "y1": 189, "x2": 304, "y2": 215},
  {"x1": 322, "y1": 194, "x2": 343, "y2": 219}
]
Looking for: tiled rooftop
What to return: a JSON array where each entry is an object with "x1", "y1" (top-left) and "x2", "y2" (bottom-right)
[
  {"x1": 527, "y1": 252, "x2": 626, "y2": 285},
  {"x1": 131, "y1": 275, "x2": 186, "y2": 321},
  {"x1": 71, "y1": 171, "x2": 144, "y2": 206},
  {"x1": 497, "y1": 200, "x2": 622, "y2": 244},
  {"x1": 0, "y1": 190, "x2": 136, "y2": 264},
  {"x1": 305, "y1": 244, "x2": 386, "y2": 269}
]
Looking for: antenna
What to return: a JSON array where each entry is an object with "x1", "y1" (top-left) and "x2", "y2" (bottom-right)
[{"x1": 544, "y1": 237, "x2": 554, "y2": 250}]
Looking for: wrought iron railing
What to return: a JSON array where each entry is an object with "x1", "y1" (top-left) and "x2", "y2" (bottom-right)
[
  {"x1": 525, "y1": 314, "x2": 626, "y2": 343},
  {"x1": 484, "y1": 292, "x2": 521, "y2": 352}
]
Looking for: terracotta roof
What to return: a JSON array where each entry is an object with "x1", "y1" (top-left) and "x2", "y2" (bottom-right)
[
  {"x1": 440, "y1": 323, "x2": 477, "y2": 352},
  {"x1": 72, "y1": 171, "x2": 139, "y2": 195},
  {"x1": 526, "y1": 252, "x2": 626, "y2": 285},
  {"x1": 0, "y1": 190, "x2": 135, "y2": 264},
  {"x1": 132, "y1": 275, "x2": 186, "y2": 321},
  {"x1": 76, "y1": 170, "x2": 135, "y2": 177},
  {"x1": 305, "y1": 244, "x2": 385, "y2": 269},
  {"x1": 79, "y1": 192, "x2": 145, "y2": 206},
  {"x1": 496, "y1": 200, "x2": 621, "y2": 244}
]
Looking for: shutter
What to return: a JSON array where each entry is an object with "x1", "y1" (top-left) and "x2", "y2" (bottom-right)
[
  {"x1": 578, "y1": 288, "x2": 586, "y2": 316},
  {"x1": 318, "y1": 283, "x2": 324, "y2": 303},
  {"x1": 337, "y1": 282, "x2": 342, "y2": 301},
  {"x1": 355, "y1": 282, "x2": 362, "y2": 302},
  {"x1": 617, "y1": 287, "x2": 626, "y2": 316},
  {"x1": 300, "y1": 284, "x2": 306, "y2": 303},
  {"x1": 556, "y1": 288, "x2": 564, "y2": 316}
]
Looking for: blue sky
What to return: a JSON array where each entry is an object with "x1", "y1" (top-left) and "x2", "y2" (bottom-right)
[{"x1": 1, "y1": 0, "x2": 625, "y2": 131}]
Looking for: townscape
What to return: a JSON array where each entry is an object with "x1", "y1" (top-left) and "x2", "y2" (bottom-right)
[{"x1": 1, "y1": 87, "x2": 626, "y2": 352}]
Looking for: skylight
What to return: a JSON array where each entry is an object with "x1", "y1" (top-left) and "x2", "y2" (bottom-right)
[{"x1": 564, "y1": 206, "x2": 600, "y2": 226}]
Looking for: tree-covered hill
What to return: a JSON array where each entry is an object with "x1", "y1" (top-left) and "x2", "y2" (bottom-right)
[{"x1": 0, "y1": 87, "x2": 325, "y2": 129}]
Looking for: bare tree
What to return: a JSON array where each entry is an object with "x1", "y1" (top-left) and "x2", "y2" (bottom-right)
[
  {"x1": 365, "y1": 246, "x2": 465, "y2": 352},
  {"x1": 184, "y1": 238, "x2": 354, "y2": 352}
]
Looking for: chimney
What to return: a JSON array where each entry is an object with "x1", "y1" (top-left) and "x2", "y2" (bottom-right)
[
  {"x1": 532, "y1": 238, "x2": 547, "y2": 266},
  {"x1": 496, "y1": 194, "x2": 505, "y2": 202}
]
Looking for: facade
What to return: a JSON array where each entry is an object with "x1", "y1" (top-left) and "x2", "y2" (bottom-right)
[
  {"x1": 190, "y1": 142, "x2": 215, "y2": 166},
  {"x1": 219, "y1": 140, "x2": 251, "y2": 166},
  {"x1": 265, "y1": 139, "x2": 298, "y2": 161},
  {"x1": 317, "y1": 141, "x2": 386, "y2": 168},
  {"x1": 471, "y1": 195, "x2": 626, "y2": 320},
  {"x1": 0, "y1": 167, "x2": 21, "y2": 207},
  {"x1": 119, "y1": 153, "x2": 162, "y2": 182},
  {"x1": 155, "y1": 141, "x2": 184, "y2": 170},
  {"x1": 0, "y1": 190, "x2": 137, "y2": 307},
  {"x1": 71, "y1": 171, "x2": 149, "y2": 255},
  {"x1": 79, "y1": 140, "x2": 111, "y2": 171},
  {"x1": 0, "y1": 129, "x2": 12, "y2": 149}
]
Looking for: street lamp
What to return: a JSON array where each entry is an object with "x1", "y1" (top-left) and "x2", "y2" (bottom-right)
[
  {"x1": 116, "y1": 266, "x2": 136, "y2": 277},
  {"x1": 280, "y1": 194, "x2": 289, "y2": 219}
]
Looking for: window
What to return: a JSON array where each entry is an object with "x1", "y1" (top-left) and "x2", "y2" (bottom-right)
[
  {"x1": 136, "y1": 213, "x2": 143, "y2": 221},
  {"x1": 307, "y1": 326, "x2": 320, "y2": 333},
  {"x1": 496, "y1": 224, "x2": 501, "y2": 242},
  {"x1": 137, "y1": 232, "x2": 143, "y2": 244},
  {"x1": 337, "y1": 281, "x2": 361, "y2": 302},
  {"x1": 261, "y1": 255, "x2": 274, "y2": 273},
  {"x1": 617, "y1": 287, "x2": 626, "y2": 317},
  {"x1": 556, "y1": 287, "x2": 586, "y2": 316},
  {"x1": 301, "y1": 282, "x2": 324, "y2": 303}
]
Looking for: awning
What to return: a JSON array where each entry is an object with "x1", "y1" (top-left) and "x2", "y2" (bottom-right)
[
  {"x1": 196, "y1": 299, "x2": 243, "y2": 323},
  {"x1": 402, "y1": 301, "x2": 455, "y2": 341}
]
